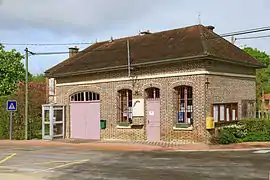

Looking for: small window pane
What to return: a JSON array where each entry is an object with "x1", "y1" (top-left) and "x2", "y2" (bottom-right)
[
  {"x1": 86, "y1": 92, "x2": 89, "y2": 101},
  {"x1": 97, "y1": 94, "x2": 100, "y2": 100},
  {"x1": 232, "y1": 110, "x2": 236, "y2": 120},
  {"x1": 89, "y1": 92, "x2": 93, "y2": 101},
  {"x1": 81, "y1": 92, "x2": 84, "y2": 101},
  {"x1": 187, "y1": 87, "x2": 192, "y2": 99},
  {"x1": 226, "y1": 107, "x2": 230, "y2": 121},
  {"x1": 214, "y1": 105, "x2": 218, "y2": 122},
  {"x1": 220, "y1": 105, "x2": 225, "y2": 121}
]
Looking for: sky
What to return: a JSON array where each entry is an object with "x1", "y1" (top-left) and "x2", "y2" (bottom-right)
[{"x1": 0, "y1": 0, "x2": 269, "y2": 75}]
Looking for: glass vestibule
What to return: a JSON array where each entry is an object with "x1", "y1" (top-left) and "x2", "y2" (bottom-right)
[{"x1": 42, "y1": 104, "x2": 65, "y2": 140}]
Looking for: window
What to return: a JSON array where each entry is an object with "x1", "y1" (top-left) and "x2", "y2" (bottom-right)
[
  {"x1": 213, "y1": 103, "x2": 238, "y2": 122},
  {"x1": 146, "y1": 87, "x2": 160, "y2": 99},
  {"x1": 118, "y1": 89, "x2": 132, "y2": 123},
  {"x1": 70, "y1": 91, "x2": 100, "y2": 102},
  {"x1": 175, "y1": 86, "x2": 193, "y2": 124}
]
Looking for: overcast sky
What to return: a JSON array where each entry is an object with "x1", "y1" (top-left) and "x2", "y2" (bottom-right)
[{"x1": 0, "y1": 0, "x2": 269, "y2": 74}]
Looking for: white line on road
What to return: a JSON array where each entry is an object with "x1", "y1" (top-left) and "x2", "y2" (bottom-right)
[
  {"x1": 33, "y1": 159, "x2": 90, "y2": 173},
  {"x1": 253, "y1": 150, "x2": 270, "y2": 154}
]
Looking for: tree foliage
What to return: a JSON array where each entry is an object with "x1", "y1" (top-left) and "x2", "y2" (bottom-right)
[
  {"x1": 30, "y1": 74, "x2": 46, "y2": 82},
  {"x1": 0, "y1": 82, "x2": 46, "y2": 140},
  {"x1": 0, "y1": 44, "x2": 30, "y2": 96},
  {"x1": 242, "y1": 47, "x2": 270, "y2": 110}
]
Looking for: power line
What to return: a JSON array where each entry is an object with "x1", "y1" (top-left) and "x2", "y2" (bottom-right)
[
  {"x1": 220, "y1": 26, "x2": 270, "y2": 37},
  {"x1": 0, "y1": 42, "x2": 93, "y2": 46},
  {"x1": 28, "y1": 31, "x2": 270, "y2": 56},
  {"x1": 235, "y1": 34, "x2": 270, "y2": 40},
  {"x1": 1, "y1": 25, "x2": 270, "y2": 47}
]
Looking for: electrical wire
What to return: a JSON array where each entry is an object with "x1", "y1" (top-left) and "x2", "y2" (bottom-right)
[
  {"x1": 0, "y1": 42, "x2": 93, "y2": 46},
  {"x1": 235, "y1": 34, "x2": 270, "y2": 40},
  {"x1": 1, "y1": 25, "x2": 270, "y2": 47},
  {"x1": 220, "y1": 26, "x2": 270, "y2": 37}
]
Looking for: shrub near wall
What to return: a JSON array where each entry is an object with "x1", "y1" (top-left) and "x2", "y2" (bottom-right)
[
  {"x1": 0, "y1": 82, "x2": 46, "y2": 140},
  {"x1": 0, "y1": 96, "x2": 10, "y2": 139},
  {"x1": 217, "y1": 118, "x2": 270, "y2": 144}
]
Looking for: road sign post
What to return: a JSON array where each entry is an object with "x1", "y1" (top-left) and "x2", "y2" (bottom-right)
[
  {"x1": 7, "y1": 100, "x2": 17, "y2": 140},
  {"x1": 9, "y1": 111, "x2": 12, "y2": 140}
]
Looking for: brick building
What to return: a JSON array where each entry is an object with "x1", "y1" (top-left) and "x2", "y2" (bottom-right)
[{"x1": 45, "y1": 24, "x2": 264, "y2": 144}]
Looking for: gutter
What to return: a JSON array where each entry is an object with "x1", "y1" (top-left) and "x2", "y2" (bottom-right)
[
  {"x1": 46, "y1": 54, "x2": 208, "y2": 78},
  {"x1": 208, "y1": 55, "x2": 266, "y2": 68},
  {"x1": 46, "y1": 54, "x2": 265, "y2": 78}
]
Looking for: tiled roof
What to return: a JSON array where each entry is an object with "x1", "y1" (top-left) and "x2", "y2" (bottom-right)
[{"x1": 46, "y1": 25, "x2": 264, "y2": 77}]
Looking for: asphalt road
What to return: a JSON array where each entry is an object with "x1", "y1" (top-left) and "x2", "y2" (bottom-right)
[{"x1": 0, "y1": 145, "x2": 270, "y2": 180}]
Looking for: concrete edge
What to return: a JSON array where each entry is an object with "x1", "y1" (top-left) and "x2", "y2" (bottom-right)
[{"x1": 165, "y1": 147, "x2": 270, "y2": 152}]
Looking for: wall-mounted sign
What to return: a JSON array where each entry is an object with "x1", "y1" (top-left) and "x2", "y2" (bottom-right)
[
  {"x1": 132, "y1": 99, "x2": 144, "y2": 117},
  {"x1": 49, "y1": 78, "x2": 55, "y2": 96}
]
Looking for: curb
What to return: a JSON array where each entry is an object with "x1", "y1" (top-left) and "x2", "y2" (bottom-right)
[{"x1": 164, "y1": 147, "x2": 270, "y2": 152}]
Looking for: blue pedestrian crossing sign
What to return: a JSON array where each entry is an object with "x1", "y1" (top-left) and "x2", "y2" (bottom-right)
[{"x1": 7, "y1": 100, "x2": 17, "y2": 111}]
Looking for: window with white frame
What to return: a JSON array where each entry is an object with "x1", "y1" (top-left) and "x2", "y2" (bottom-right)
[
  {"x1": 175, "y1": 86, "x2": 193, "y2": 124},
  {"x1": 118, "y1": 89, "x2": 132, "y2": 123},
  {"x1": 70, "y1": 91, "x2": 100, "y2": 102}
]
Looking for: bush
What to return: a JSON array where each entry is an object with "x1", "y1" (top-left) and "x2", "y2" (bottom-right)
[
  {"x1": 217, "y1": 118, "x2": 270, "y2": 144},
  {"x1": 0, "y1": 82, "x2": 46, "y2": 140},
  {"x1": 238, "y1": 118, "x2": 270, "y2": 133},
  {"x1": 218, "y1": 128, "x2": 237, "y2": 144},
  {"x1": 0, "y1": 96, "x2": 10, "y2": 139},
  {"x1": 242, "y1": 132, "x2": 270, "y2": 142}
]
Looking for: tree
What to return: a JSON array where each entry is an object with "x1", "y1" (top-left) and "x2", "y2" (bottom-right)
[
  {"x1": 30, "y1": 74, "x2": 46, "y2": 82},
  {"x1": 0, "y1": 44, "x2": 31, "y2": 96},
  {"x1": 242, "y1": 47, "x2": 270, "y2": 113}
]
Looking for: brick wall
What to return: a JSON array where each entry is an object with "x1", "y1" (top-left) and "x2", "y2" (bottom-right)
[
  {"x1": 206, "y1": 75, "x2": 256, "y2": 118},
  {"x1": 52, "y1": 59, "x2": 257, "y2": 144}
]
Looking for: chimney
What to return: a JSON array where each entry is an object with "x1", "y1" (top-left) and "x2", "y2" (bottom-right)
[
  {"x1": 69, "y1": 46, "x2": 79, "y2": 57},
  {"x1": 206, "y1": 25, "x2": 215, "y2": 31},
  {"x1": 139, "y1": 30, "x2": 151, "y2": 35}
]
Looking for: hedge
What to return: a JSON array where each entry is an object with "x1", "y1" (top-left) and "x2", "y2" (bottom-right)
[
  {"x1": 216, "y1": 118, "x2": 270, "y2": 144},
  {"x1": 0, "y1": 82, "x2": 46, "y2": 140}
]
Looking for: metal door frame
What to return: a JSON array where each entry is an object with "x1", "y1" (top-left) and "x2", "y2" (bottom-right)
[{"x1": 42, "y1": 104, "x2": 65, "y2": 140}]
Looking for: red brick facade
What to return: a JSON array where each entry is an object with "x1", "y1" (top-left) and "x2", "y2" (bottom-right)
[{"x1": 50, "y1": 59, "x2": 256, "y2": 144}]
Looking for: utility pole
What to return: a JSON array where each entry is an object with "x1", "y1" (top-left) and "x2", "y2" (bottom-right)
[
  {"x1": 261, "y1": 87, "x2": 265, "y2": 118},
  {"x1": 25, "y1": 47, "x2": 29, "y2": 140}
]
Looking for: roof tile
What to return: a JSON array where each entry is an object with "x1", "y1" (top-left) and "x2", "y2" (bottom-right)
[{"x1": 46, "y1": 25, "x2": 263, "y2": 77}]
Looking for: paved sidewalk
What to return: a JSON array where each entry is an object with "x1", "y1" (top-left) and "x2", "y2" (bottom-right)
[{"x1": 1, "y1": 140, "x2": 270, "y2": 151}]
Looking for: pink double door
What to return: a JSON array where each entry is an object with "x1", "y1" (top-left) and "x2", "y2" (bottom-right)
[
  {"x1": 70, "y1": 102, "x2": 100, "y2": 140},
  {"x1": 146, "y1": 99, "x2": 161, "y2": 141}
]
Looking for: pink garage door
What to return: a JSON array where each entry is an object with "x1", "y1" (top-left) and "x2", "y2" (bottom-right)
[
  {"x1": 146, "y1": 88, "x2": 161, "y2": 141},
  {"x1": 70, "y1": 92, "x2": 100, "y2": 140}
]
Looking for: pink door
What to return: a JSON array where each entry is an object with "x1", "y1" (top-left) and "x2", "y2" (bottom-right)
[
  {"x1": 85, "y1": 102, "x2": 100, "y2": 140},
  {"x1": 70, "y1": 103, "x2": 85, "y2": 139},
  {"x1": 70, "y1": 102, "x2": 100, "y2": 140},
  {"x1": 146, "y1": 99, "x2": 161, "y2": 141}
]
